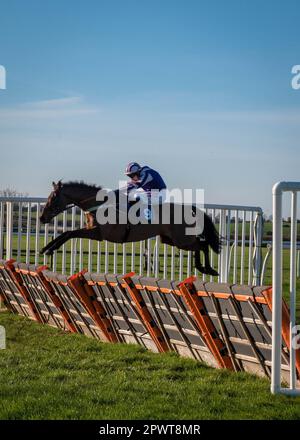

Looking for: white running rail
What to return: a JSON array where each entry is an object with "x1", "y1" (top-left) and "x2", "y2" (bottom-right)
[
  {"x1": 0, "y1": 197, "x2": 263, "y2": 283},
  {"x1": 272, "y1": 181, "x2": 300, "y2": 395}
]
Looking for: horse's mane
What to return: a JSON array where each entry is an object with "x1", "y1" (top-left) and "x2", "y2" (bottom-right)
[{"x1": 63, "y1": 180, "x2": 102, "y2": 190}]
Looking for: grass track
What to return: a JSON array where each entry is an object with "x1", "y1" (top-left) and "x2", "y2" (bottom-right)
[{"x1": 0, "y1": 312, "x2": 300, "y2": 420}]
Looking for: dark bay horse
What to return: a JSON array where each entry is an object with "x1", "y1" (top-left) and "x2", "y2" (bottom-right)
[{"x1": 40, "y1": 181, "x2": 221, "y2": 276}]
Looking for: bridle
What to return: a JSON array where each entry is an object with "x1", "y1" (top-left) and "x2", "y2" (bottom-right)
[{"x1": 63, "y1": 194, "x2": 103, "y2": 214}]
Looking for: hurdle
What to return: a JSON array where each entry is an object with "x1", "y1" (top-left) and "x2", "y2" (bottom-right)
[{"x1": 1, "y1": 258, "x2": 298, "y2": 385}]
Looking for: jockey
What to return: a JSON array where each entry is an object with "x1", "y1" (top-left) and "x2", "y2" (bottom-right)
[{"x1": 124, "y1": 162, "x2": 167, "y2": 205}]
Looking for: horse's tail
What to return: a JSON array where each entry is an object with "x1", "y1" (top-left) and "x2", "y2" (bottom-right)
[{"x1": 204, "y1": 213, "x2": 223, "y2": 255}]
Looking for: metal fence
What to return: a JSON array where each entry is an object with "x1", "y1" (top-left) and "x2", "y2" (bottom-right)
[
  {"x1": 271, "y1": 181, "x2": 300, "y2": 396},
  {"x1": 0, "y1": 197, "x2": 263, "y2": 284}
]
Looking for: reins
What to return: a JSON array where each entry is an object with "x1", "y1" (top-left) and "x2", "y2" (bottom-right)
[{"x1": 64, "y1": 194, "x2": 100, "y2": 213}]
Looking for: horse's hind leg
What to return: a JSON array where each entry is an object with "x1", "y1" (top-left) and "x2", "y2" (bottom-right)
[
  {"x1": 194, "y1": 251, "x2": 207, "y2": 274},
  {"x1": 202, "y1": 243, "x2": 219, "y2": 277}
]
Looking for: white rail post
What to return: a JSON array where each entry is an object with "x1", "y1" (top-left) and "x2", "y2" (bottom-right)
[
  {"x1": 233, "y1": 210, "x2": 238, "y2": 284},
  {"x1": 225, "y1": 209, "x2": 231, "y2": 283},
  {"x1": 271, "y1": 182, "x2": 283, "y2": 394},
  {"x1": 122, "y1": 243, "x2": 126, "y2": 274},
  {"x1": 254, "y1": 211, "x2": 263, "y2": 286},
  {"x1": 43, "y1": 223, "x2": 49, "y2": 267},
  {"x1": 248, "y1": 211, "x2": 254, "y2": 285},
  {"x1": 70, "y1": 206, "x2": 76, "y2": 274},
  {"x1": 219, "y1": 210, "x2": 227, "y2": 282},
  {"x1": 289, "y1": 191, "x2": 297, "y2": 389},
  {"x1": 62, "y1": 210, "x2": 67, "y2": 274},
  {"x1": 114, "y1": 243, "x2": 118, "y2": 273},
  {"x1": 35, "y1": 203, "x2": 40, "y2": 266},
  {"x1": 271, "y1": 181, "x2": 300, "y2": 396},
  {"x1": 17, "y1": 202, "x2": 22, "y2": 261},
  {"x1": 139, "y1": 241, "x2": 143, "y2": 275},
  {"x1": 155, "y1": 236, "x2": 159, "y2": 278},
  {"x1": 6, "y1": 202, "x2": 13, "y2": 261},
  {"x1": 26, "y1": 203, "x2": 31, "y2": 264},
  {"x1": 104, "y1": 241, "x2": 109, "y2": 273},
  {"x1": 163, "y1": 244, "x2": 167, "y2": 279}
]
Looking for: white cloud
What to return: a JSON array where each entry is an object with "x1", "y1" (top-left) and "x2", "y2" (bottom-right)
[{"x1": 0, "y1": 96, "x2": 99, "y2": 121}]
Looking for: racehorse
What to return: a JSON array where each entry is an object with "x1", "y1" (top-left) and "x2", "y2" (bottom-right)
[{"x1": 40, "y1": 180, "x2": 222, "y2": 276}]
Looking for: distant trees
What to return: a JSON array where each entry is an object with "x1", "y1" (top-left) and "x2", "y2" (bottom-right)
[{"x1": 0, "y1": 188, "x2": 28, "y2": 197}]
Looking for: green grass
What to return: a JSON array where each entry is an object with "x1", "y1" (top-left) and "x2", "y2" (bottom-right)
[{"x1": 0, "y1": 311, "x2": 300, "y2": 420}]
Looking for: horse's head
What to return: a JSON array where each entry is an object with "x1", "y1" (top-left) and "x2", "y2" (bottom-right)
[{"x1": 40, "y1": 180, "x2": 69, "y2": 224}]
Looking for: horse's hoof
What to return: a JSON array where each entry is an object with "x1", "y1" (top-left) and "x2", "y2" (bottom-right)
[
  {"x1": 195, "y1": 265, "x2": 207, "y2": 275},
  {"x1": 205, "y1": 268, "x2": 219, "y2": 277}
]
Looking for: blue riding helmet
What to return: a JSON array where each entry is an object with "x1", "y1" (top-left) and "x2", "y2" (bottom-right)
[{"x1": 125, "y1": 162, "x2": 142, "y2": 176}]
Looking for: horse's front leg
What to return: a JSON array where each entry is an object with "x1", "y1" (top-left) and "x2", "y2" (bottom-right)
[
  {"x1": 41, "y1": 231, "x2": 70, "y2": 255},
  {"x1": 42, "y1": 227, "x2": 102, "y2": 256}
]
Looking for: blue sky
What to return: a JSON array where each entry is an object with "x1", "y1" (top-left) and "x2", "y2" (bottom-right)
[{"x1": 0, "y1": 0, "x2": 300, "y2": 215}]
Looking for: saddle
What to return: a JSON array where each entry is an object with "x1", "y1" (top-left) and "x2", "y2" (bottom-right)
[{"x1": 84, "y1": 202, "x2": 155, "y2": 230}]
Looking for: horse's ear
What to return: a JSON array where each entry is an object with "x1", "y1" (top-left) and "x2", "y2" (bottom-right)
[
  {"x1": 58, "y1": 180, "x2": 62, "y2": 189},
  {"x1": 52, "y1": 181, "x2": 57, "y2": 190}
]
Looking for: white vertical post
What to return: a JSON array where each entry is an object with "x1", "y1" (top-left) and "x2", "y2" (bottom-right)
[
  {"x1": 155, "y1": 236, "x2": 159, "y2": 278},
  {"x1": 35, "y1": 203, "x2": 40, "y2": 266},
  {"x1": 233, "y1": 210, "x2": 238, "y2": 284},
  {"x1": 163, "y1": 244, "x2": 167, "y2": 279},
  {"x1": 122, "y1": 243, "x2": 126, "y2": 274},
  {"x1": 17, "y1": 203, "x2": 22, "y2": 261},
  {"x1": 187, "y1": 251, "x2": 191, "y2": 278},
  {"x1": 271, "y1": 183, "x2": 283, "y2": 394},
  {"x1": 179, "y1": 249, "x2": 183, "y2": 280},
  {"x1": 70, "y1": 207, "x2": 76, "y2": 274},
  {"x1": 97, "y1": 242, "x2": 101, "y2": 273},
  {"x1": 210, "y1": 209, "x2": 216, "y2": 281},
  {"x1": 52, "y1": 216, "x2": 58, "y2": 272},
  {"x1": 26, "y1": 203, "x2": 31, "y2": 264},
  {"x1": 240, "y1": 211, "x2": 245, "y2": 284},
  {"x1": 139, "y1": 241, "x2": 143, "y2": 275},
  {"x1": 105, "y1": 241, "x2": 109, "y2": 273},
  {"x1": 289, "y1": 192, "x2": 297, "y2": 389},
  {"x1": 43, "y1": 222, "x2": 49, "y2": 266},
  {"x1": 248, "y1": 211, "x2": 254, "y2": 285},
  {"x1": 219, "y1": 210, "x2": 227, "y2": 282},
  {"x1": 88, "y1": 240, "x2": 93, "y2": 272},
  {"x1": 225, "y1": 210, "x2": 231, "y2": 283},
  {"x1": 254, "y1": 211, "x2": 263, "y2": 286},
  {"x1": 147, "y1": 239, "x2": 151, "y2": 276},
  {"x1": 62, "y1": 210, "x2": 67, "y2": 274},
  {"x1": 171, "y1": 246, "x2": 175, "y2": 279},
  {"x1": 131, "y1": 242, "x2": 135, "y2": 273},
  {"x1": 6, "y1": 202, "x2": 13, "y2": 260},
  {"x1": 271, "y1": 182, "x2": 300, "y2": 395},
  {"x1": 114, "y1": 243, "x2": 118, "y2": 273},
  {"x1": 79, "y1": 211, "x2": 84, "y2": 272}
]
